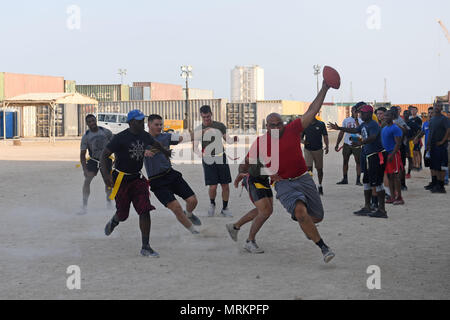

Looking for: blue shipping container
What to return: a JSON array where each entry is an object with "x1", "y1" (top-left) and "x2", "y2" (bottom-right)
[{"x1": 0, "y1": 111, "x2": 18, "y2": 138}]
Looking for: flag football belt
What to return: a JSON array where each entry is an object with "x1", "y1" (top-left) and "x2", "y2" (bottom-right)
[
  {"x1": 108, "y1": 169, "x2": 144, "y2": 201},
  {"x1": 365, "y1": 150, "x2": 386, "y2": 166},
  {"x1": 271, "y1": 170, "x2": 311, "y2": 187},
  {"x1": 202, "y1": 149, "x2": 240, "y2": 161},
  {"x1": 148, "y1": 168, "x2": 172, "y2": 181},
  {"x1": 76, "y1": 155, "x2": 115, "y2": 168}
]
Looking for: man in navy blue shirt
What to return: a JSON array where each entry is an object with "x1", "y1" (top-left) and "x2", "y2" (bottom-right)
[
  {"x1": 414, "y1": 107, "x2": 434, "y2": 189},
  {"x1": 329, "y1": 104, "x2": 388, "y2": 218}
]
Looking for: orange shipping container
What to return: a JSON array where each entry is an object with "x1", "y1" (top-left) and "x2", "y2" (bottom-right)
[
  {"x1": 392, "y1": 104, "x2": 433, "y2": 116},
  {"x1": 133, "y1": 82, "x2": 183, "y2": 100},
  {"x1": 3, "y1": 72, "x2": 64, "y2": 99}
]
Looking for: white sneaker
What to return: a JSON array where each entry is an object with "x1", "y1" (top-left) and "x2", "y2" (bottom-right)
[
  {"x1": 226, "y1": 223, "x2": 239, "y2": 242},
  {"x1": 243, "y1": 240, "x2": 264, "y2": 254},
  {"x1": 220, "y1": 208, "x2": 233, "y2": 217},
  {"x1": 208, "y1": 204, "x2": 216, "y2": 217},
  {"x1": 77, "y1": 206, "x2": 87, "y2": 215}
]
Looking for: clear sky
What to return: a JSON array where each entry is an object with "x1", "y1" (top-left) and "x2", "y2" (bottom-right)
[{"x1": 0, "y1": 0, "x2": 449, "y2": 103}]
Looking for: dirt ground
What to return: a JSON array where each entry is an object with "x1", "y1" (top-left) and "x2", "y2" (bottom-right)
[{"x1": 0, "y1": 132, "x2": 449, "y2": 300}]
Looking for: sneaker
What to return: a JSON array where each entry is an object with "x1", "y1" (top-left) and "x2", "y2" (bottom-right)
[
  {"x1": 386, "y1": 196, "x2": 395, "y2": 204},
  {"x1": 318, "y1": 186, "x2": 323, "y2": 196},
  {"x1": 208, "y1": 204, "x2": 216, "y2": 217},
  {"x1": 220, "y1": 208, "x2": 233, "y2": 217},
  {"x1": 321, "y1": 247, "x2": 335, "y2": 263},
  {"x1": 77, "y1": 206, "x2": 88, "y2": 215},
  {"x1": 431, "y1": 185, "x2": 446, "y2": 194},
  {"x1": 353, "y1": 207, "x2": 372, "y2": 216},
  {"x1": 401, "y1": 185, "x2": 408, "y2": 191},
  {"x1": 191, "y1": 230, "x2": 200, "y2": 235},
  {"x1": 184, "y1": 211, "x2": 202, "y2": 226},
  {"x1": 370, "y1": 202, "x2": 378, "y2": 211},
  {"x1": 393, "y1": 197, "x2": 405, "y2": 205},
  {"x1": 356, "y1": 181, "x2": 363, "y2": 186},
  {"x1": 368, "y1": 210, "x2": 388, "y2": 218},
  {"x1": 424, "y1": 183, "x2": 434, "y2": 190},
  {"x1": 406, "y1": 173, "x2": 411, "y2": 179},
  {"x1": 336, "y1": 179, "x2": 348, "y2": 185},
  {"x1": 140, "y1": 246, "x2": 160, "y2": 258},
  {"x1": 243, "y1": 240, "x2": 264, "y2": 254},
  {"x1": 104, "y1": 218, "x2": 118, "y2": 236},
  {"x1": 226, "y1": 223, "x2": 239, "y2": 242}
]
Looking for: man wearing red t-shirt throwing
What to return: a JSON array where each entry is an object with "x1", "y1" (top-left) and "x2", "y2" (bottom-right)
[{"x1": 250, "y1": 80, "x2": 335, "y2": 263}]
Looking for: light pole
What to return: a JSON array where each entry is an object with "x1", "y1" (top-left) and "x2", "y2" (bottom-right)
[
  {"x1": 118, "y1": 69, "x2": 127, "y2": 84},
  {"x1": 313, "y1": 65, "x2": 321, "y2": 94},
  {"x1": 181, "y1": 65, "x2": 193, "y2": 132}
]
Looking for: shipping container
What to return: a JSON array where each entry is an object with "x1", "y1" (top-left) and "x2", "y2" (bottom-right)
[
  {"x1": 0, "y1": 72, "x2": 4, "y2": 101},
  {"x1": 75, "y1": 84, "x2": 129, "y2": 102},
  {"x1": 36, "y1": 105, "x2": 64, "y2": 137},
  {"x1": 183, "y1": 88, "x2": 214, "y2": 100},
  {"x1": 255, "y1": 100, "x2": 283, "y2": 131},
  {"x1": 133, "y1": 82, "x2": 183, "y2": 100},
  {"x1": 64, "y1": 80, "x2": 76, "y2": 93},
  {"x1": 0, "y1": 110, "x2": 18, "y2": 138},
  {"x1": 64, "y1": 104, "x2": 78, "y2": 136},
  {"x1": 78, "y1": 99, "x2": 227, "y2": 134},
  {"x1": 3, "y1": 73, "x2": 64, "y2": 99},
  {"x1": 226, "y1": 103, "x2": 257, "y2": 133},
  {"x1": 129, "y1": 86, "x2": 151, "y2": 100}
]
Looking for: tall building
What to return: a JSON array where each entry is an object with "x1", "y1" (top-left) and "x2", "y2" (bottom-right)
[{"x1": 231, "y1": 65, "x2": 264, "y2": 102}]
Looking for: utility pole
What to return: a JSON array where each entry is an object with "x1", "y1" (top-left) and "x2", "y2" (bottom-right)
[
  {"x1": 118, "y1": 69, "x2": 127, "y2": 84},
  {"x1": 313, "y1": 65, "x2": 321, "y2": 94},
  {"x1": 180, "y1": 65, "x2": 193, "y2": 132},
  {"x1": 383, "y1": 78, "x2": 388, "y2": 102}
]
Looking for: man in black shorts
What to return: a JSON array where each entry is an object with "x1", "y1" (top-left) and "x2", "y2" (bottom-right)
[
  {"x1": 79, "y1": 114, "x2": 113, "y2": 215},
  {"x1": 409, "y1": 106, "x2": 423, "y2": 170},
  {"x1": 193, "y1": 105, "x2": 238, "y2": 217},
  {"x1": 144, "y1": 114, "x2": 201, "y2": 234},
  {"x1": 100, "y1": 110, "x2": 172, "y2": 257},
  {"x1": 226, "y1": 148, "x2": 273, "y2": 254},
  {"x1": 329, "y1": 104, "x2": 388, "y2": 218}
]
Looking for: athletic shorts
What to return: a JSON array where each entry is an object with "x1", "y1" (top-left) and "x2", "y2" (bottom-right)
[
  {"x1": 115, "y1": 177, "x2": 155, "y2": 222},
  {"x1": 202, "y1": 154, "x2": 232, "y2": 186},
  {"x1": 86, "y1": 158, "x2": 112, "y2": 175},
  {"x1": 362, "y1": 151, "x2": 387, "y2": 187},
  {"x1": 385, "y1": 151, "x2": 403, "y2": 175},
  {"x1": 274, "y1": 173, "x2": 324, "y2": 221},
  {"x1": 430, "y1": 144, "x2": 449, "y2": 171},
  {"x1": 400, "y1": 144, "x2": 407, "y2": 166},
  {"x1": 304, "y1": 148, "x2": 324, "y2": 169},
  {"x1": 243, "y1": 175, "x2": 273, "y2": 204},
  {"x1": 343, "y1": 143, "x2": 362, "y2": 161},
  {"x1": 149, "y1": 169, "x2": 195, "y2": 207}
]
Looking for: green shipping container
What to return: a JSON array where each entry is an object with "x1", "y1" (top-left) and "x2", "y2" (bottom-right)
[
  {"x1": 75, "y1": 84, "x2": 129, "y2": 102},
  {"x1": 64, "y1": 80, "x2": 76, "y2": 93}
]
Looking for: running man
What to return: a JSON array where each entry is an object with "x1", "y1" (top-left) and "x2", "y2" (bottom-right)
[
  {"x1": 144, "y1": 114, "x2": 201, "y2": 234},
  {"x1": 302, "y1": 117, "x2": 329, "y2": 195},
  {"x1": 250, "y1": 80, "x2": 336, "y2": 263},
  {"x1": 79, "y1": 114, "x2": 114, "y2": 215},
  {"x1": 226, "y1": 151, "x2": 273, "y2": 253},
  {"x1": 100, "y1": 110, "x2": 172, "y2": 257},
  {"x1": 335, "y1": 103, "x2": 364, "y2": 185},
  {"x1": 193, "y1": 105, "x2": 238, "y2": 217},
  {"x1": 329, "y1": 104, "x2": 388, "y2": 218},
  {"x1": 381, "y1": 110, "x2": 404, "y2": 205}
]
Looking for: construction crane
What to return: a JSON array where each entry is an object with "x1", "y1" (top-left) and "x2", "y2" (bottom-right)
[{"x1": 437, "y1": 19, "x2": 450, "y2": 43}]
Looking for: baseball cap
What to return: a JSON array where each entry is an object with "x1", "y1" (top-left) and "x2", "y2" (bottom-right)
[
  {"x1": 127, "y1": 109, "x2": 145, "y2": 122},
  {"x1": 359, "y1": 104, "x2": 374, "y2": 113},
  {"x1": 353, "y1": 101, "x2": 366, "y2": 111}
]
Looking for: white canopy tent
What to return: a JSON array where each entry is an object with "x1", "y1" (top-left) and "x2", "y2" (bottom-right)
[{"x1": 2, "y1": 92, "x2": 98, "y2": 143}]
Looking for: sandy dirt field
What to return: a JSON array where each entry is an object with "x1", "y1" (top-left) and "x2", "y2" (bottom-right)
[{"x1": 0, "y1": 133, "x2": 449, "y2": 300}]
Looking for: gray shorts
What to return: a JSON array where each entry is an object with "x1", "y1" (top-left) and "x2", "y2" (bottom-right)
[{"x1": 274, "y1": 173, "x2": 324, "y2": 221}]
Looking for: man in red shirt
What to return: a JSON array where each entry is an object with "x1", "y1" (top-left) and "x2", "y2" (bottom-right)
[{"x1": 243, "y1": 80, "x2": 335, "y2": 263}]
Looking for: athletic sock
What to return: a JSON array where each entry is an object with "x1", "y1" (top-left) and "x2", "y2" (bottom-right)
[
  {"x1": 185, "y1": 211, "x2": 193, "y2": 218},
  {"x1": 385, "y1": 187, "x2": 391, "y2": 197},
  {"x1": 371, "y1": 196, "x2": 378, "y2": 206},
  {"x1": 142, "y1": 235, "x2": 149, "y2": 248},
  {"x1": 315, "y1": 238, "x2": 329, "y2": 251},
  {"x1": 356, "y1": 175, "x2": 361, "y2": 183},
  {"x1": 210, "y1": 199, "x2": 216, "y2": 206},
  {"x1": 344, "y1": 174, "x2": 348, "y2": 181},
  {"x1": 223, "y1": 200, "x2": 228, "y2": 209}
]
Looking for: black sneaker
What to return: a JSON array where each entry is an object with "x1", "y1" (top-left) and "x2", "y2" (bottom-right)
[
  {"x1": 368, "y1": 210, "x2": 388, "y2": 218},
  {"x1": 104, "y1": 218, "x2": 119, "y2": 236},
  {"x1": 353, "y1": 207, "x2": 372, "y2": 216},
  {"x1": 356, "y1": 181, "x2": 363, "y2": 186},
  {"x1": 321, "y1": 246, "x2": 335, "y2": 263},
  {"x1": 431, "y1": 185, "x2": 446, "y2": 194},
  {"x1": 424, "y1": 183, "x2": 434, "y2": 190},
  {"x1": 140, "y1": 246, "x2": 160, "y2": 258},
  {"x1": 318, "y1": 186, "x2": 323, "y2": 196},
  {"x1": 184, "y1": 211, "x2": 202, "y2": 226},
  {"x1": 401, "y1": 185, "x2": 408, "y2": 191},
  {"x1": 337, "y1": 179, "x2": 348, "y2": 185}
]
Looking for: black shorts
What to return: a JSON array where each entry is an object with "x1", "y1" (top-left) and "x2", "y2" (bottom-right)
[
  {"x1": 149, "y1": 169, "x2": 195, "y2": 207},
  {"x1": 343, "y1": 143, "x2": 362, "y2": 161},
  {"x1": 362, "y1": 151, "x2": 387, "y2": 187},
  {"x1": 430, "y1": 145, "x2": 448, "y2": 171},
  {"x1": 87, "y1": 158, "x2": 112, "y2": 175},
  {"x1": 202, "y1": 154, "x2": 232, "y2": 186},
  {"x1": 243, "y1": 176, "x2": 273, "y2": 204},
  {"x1": 413, "y1": 143, "x2": 421, "y2": 151},
  {"x1": 400, "y1": 144, "x2": 407, "y2": 166}
]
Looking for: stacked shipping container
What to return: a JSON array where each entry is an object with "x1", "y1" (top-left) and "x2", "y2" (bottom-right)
[{"x1": 75, "y1": 84, "x2": 130, "y2": 102}]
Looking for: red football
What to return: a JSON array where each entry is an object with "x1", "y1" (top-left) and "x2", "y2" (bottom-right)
[{"x1": 323, "y1": 66, "x2": 341, "y2": 89}]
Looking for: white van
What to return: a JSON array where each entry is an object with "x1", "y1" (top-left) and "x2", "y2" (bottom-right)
[{"x1": 97, "y1": 112, "x2": 148, "y2": 134}]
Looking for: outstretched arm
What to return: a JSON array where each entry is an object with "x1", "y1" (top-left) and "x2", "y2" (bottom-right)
[
  {"x1": 100, "y1": 148, "x2": 114, "y2": 188},
  {"x1": 301, "y1": 80, "x2": 330, "y2": 129}
]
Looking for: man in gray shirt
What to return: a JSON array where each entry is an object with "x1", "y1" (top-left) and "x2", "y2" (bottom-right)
[
  {"x1": 144, "y1": 114, "x2": 201, "y2": 234},
  {"x1": 79, "y1": 114, "x2": 113, "y2": 214}
]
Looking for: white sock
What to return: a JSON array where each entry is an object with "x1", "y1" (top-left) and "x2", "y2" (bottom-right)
[
  {"x1": 385, "y1": 186, "x2": 391, "y2": 196},
  {"x1": 185, "y1": 210, "x2": 193, "y2": 217}
]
